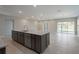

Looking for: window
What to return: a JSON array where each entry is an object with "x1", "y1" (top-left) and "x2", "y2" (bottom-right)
[
  {"x1": 44, "y1": 22, "x2": 48, "y2": 32},
  {"x1": 77, "y1": 20, "x2": 79, "y2": 34},
  {"x1": 57, "y1": 22, "x2": 74, "y2": 34}
]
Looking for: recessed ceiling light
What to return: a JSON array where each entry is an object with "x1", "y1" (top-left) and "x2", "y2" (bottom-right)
[
  {"x1": 18, "y1": 10, "x2": 22, "y2": 14},
  {"x1": 32, "y1": 16, "x2": 34, "y2": 18},
  {"x1": 33, "y1": 5, "x2": 37, "y2": 7}
]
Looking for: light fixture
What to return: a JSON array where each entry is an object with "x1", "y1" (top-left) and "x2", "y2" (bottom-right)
[
  {"x1": 32, "y1": 16, "x2": 34, "y2": 18},
  {"x1": 33, "y1": 5, "x2": 37, "y2": 7},
  {"x1": 18, "y1": 10, "x2": 22, "y2": 14}
]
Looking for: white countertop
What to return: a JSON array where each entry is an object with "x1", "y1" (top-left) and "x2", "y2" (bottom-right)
[{"x1": 13, "y1": 30, "x2": 49, "y2": 35}]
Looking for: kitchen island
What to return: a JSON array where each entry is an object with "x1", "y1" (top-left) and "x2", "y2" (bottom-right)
[{"x1": 12, "y1": 30, "x2": 50, "y2": 53}]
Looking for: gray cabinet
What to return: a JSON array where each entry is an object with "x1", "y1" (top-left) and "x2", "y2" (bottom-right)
[
  {"x1": 24, "y1": 33, "x2": 31, "y2": 48},
  {"x1": 31, "y1": 34, "x2": 36, "y2": 50},
  {"x1": 12, "y1": 31, "x2": 18, "y2": 41},
  {"x1": 18, "y1": 32, "x2": 24, "y2": 45},
  {"x1": 0, "y1": 47, "x2": 6, "y2": 54},
  {"x1": 31, "y1": 34, "x2": 48, "y2": 53},
  {"x1": 41, "y1": 33, "x2": 50, "y2": 53},
  {"x1": 31, "y1": 34, "x2": 41, "y2": 53},
  {"x1": 12, "y1": 30, "x2": 50, "y2": 53},
  {"x1": 35, "y1": 35, "x2": 41, "y2": 53}
]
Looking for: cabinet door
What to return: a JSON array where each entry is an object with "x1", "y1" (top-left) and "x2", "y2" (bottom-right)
[
  {"x1": 12, "y1": 31, "x2": 18, "y2": 41},
  {"x1": 31, "y1": 34, "x2": 36, "y2": 50},
  {"x1": 20, "y1": 32, "x2": 24, "y2": 45},
  {"x1": 41, "y1": 35, "x2": 47, "y2": 52},
  {"x1": 46, "y1": 33, "x2": 50, "y2": 46},
  {"x1": 18, "y1": 32, "x2": 24, "y2": 45},
  {"x1": 35, "y1": 35, "x2": 41, "y2": 53},
  {"x1": 31, "y1": 34, "x2": 41, "y2": 53},
  {"x1": 24, "y1": 33, "x2": 31, "y2": 48},
  {"x1": 17, "y1": 32, "x2": 21, "y2": 43}
]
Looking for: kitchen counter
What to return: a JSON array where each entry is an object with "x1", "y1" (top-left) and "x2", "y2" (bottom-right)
[
  {"x1": 12, "y1": 30, "x2": 50, "y2": 53},
  {"x1": 13, "y1": 30, "x2": 49, "y2": 35}
]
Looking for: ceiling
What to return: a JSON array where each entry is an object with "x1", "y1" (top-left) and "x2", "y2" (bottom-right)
[{"x1": 0, "y1": 5, "x2": 79, "y2": 20}]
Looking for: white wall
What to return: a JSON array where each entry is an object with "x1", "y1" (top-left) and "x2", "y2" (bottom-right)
[
  {"x1": 47, "y1": 21, "x2": 57, "y2": 34},
  {"x1": 14, "y1": 17, "x2": 37, "y2": 32},
  {"x1": 41, "y1": 20, "x2": 57, "y2": 34},
  {"x1": 14, "y1": 17, "x2": 57, "y2": 34}
]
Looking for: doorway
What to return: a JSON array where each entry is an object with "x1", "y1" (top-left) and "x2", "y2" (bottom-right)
[{"x1": 57, "y1": 22, "x2": 75, "y2": 34}]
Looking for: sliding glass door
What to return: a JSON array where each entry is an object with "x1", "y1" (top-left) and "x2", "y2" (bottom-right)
[
  {"x1": 77, "y1": 20, "x2": 79, "y2": 35},
  {"x1": 57, "y1": 22, "x2": 74, "y2": 34}
]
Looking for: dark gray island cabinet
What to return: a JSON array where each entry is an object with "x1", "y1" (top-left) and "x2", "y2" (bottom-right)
[{"x1": 12, "y1": 30, "x2": 50, "y2": 53}]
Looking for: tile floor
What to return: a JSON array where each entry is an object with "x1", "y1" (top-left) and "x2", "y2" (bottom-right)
[{"x1": 1, "y1": 33, "x2": 79, "y2": 54}]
